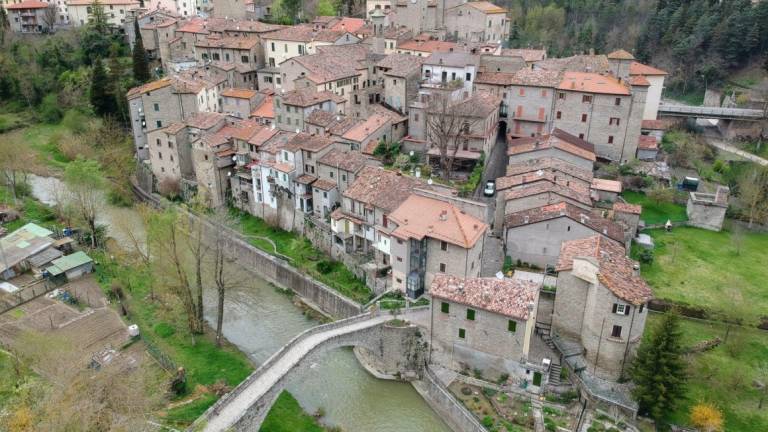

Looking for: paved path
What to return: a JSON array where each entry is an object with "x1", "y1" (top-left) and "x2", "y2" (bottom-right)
[
  {"x1": 475, "y1": 135, "x2": 508, "y2": 199},
  {"x1": 202, "y1": 313, "x2": 392, "y2": 432},
  {"x1": 480, "y1": 235, "x2": 504, "y2": 277},
  {"x1": 704, "y1": 136, "x2": 768, "y2": 166}
]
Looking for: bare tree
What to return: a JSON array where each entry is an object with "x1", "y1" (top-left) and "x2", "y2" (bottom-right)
[
  {"x1": 41, "y1": 5, "x2": 57, "y2": 30},
  {"x1": 148, "y1": 207, "x2": 205, "y2": 334},
  {"x1": 425, "y1": 90, "x2": 481, "y2": 180},
  {"x1": 737, "y1": 166, "x2": 768, "y2": 228},
  {"x1": 0, "y1": 132, "x2": 36, "y2": 204},
  {"x1": 63, "y1": 158, "x2": 104, "y2": 248}
]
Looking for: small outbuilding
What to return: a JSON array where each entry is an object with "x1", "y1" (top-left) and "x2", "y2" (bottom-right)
[{"x1": 45, "y1": 251, "x2": 94, "y2": 283}]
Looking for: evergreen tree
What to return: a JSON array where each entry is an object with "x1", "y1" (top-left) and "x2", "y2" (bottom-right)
[
  {"x1": 0, "y1": 7, "x2": 9, "y2": 45},
  {"x1": 90, "y1": 58, "x2": 117, "y2": 117},
  {"x1": 81, "y1": 0, "x2": 112, "y2": 64},
  {"x1": 108, "y1": 47, "x2": 128, "y2": 124},
  {"x1": 132, "y1": 20, "x2": 151, "y2": 83},
  {"x1": 630, "y1": 311, "x2": 688, "y2": 423}
]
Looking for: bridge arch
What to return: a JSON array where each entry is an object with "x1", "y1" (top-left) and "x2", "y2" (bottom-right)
[{"x1": 193, "y1": 310, "x2": 427, "y2": 432}]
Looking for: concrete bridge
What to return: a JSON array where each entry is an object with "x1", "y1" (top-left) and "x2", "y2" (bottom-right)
[
  {"x1": 191, "y1": 308, "x2": 428, "y2": 432},
  {"x1": 658, "y1": 104, "x2": 766, "y2": 121}
]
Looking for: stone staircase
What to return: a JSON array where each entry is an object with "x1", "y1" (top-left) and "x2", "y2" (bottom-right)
[{"x1": 548, "y1": 362, "x2": 562, "y2": 385}]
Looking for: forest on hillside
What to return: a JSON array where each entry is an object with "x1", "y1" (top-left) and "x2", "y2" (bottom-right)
[{"x1": 507, "y1": 0, "x2": 768, "y2": 95}]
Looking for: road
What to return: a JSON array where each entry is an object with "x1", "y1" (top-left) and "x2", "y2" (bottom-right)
[
  {"x1": 474, "y1": 134, "x2": 509, "y2": 199},
  {"x1": 475, "y1": 133, "x2": 508, "y2": 278},
  {"x1": 703, "y1": 133, "x2": 768, "y2": 166}
]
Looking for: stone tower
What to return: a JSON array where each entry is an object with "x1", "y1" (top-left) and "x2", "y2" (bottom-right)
[{"x1": 371, "y1": 8, "x2": 386, "y2": 55}]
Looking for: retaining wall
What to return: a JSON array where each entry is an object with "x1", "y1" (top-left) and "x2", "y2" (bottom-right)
[{"x1": 412, "y1": 366, "x2": 487, "y2": 432}]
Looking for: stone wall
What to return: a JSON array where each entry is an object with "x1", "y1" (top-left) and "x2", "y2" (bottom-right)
[
  {"x1": 411, "y1": 366, "x2": 487, "y2": 432},
  {"x1": 186, "y1": 211, "x2": 363, "y2": 319},
  {"x1": 356, "y1": 321, "x2": 427, "y2": 379}
]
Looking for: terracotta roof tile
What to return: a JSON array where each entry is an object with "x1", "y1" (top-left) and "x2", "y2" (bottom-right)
[
  {"x1": 637, "y1": 135, "x2": 658, "y2": 150},
  {"x1": 461, "y1": 1, "x2": 506, "y2": 14},
  {"x1": 556, "y1": 235, "x2": 652, "y2": 305},
  {"x1": 390, "y1": 195, "x2": 487, "y2": 248},
  {"x1": 507, "y1": 129, "x2": 596, "y2": 162},
  {"x1": 534, "y1": 54, "x2": 610, "y2": 74},
  {"x1": 318, "y1": 148, "x2": 369, "y2": 173},
  {"x1": 505, "y1": 157, "x2": 594, "y2": 183},
  {"x1": 126, "y1": 77, "x2": 172, "y2": 98},
  {"x1": 195, "y1": 35, "x2": 260, "y2": 50},
  {"x1": 6, "y1": 0, "x2": 50, "y2": 9},
  {"x1": 497, "y1": 169, "x2": 590, "y2": 194},
  {"x1": 558, "y1": 71, "x2": 630, "y2": 95},
  {"x1": 185, "y1": 112, "x2": 226, "y2": 130},
  {"x1": 312, "y1": 179, "x2": 337, "y2": 190},
  {"x1": 295, "y1": 174, "x2": 317, "y2": 185},
  {"x1": 343, "y1": 166, "x2": 423, "y2": 213},
  {"x1": 500, "y1": 48, "x2": 547, "y2": 62},
  {"x1": 221, "y1": 88, "x2": 258, "y2": 99},
  {"x1": 247, "y1": 126, "x2": 279, "y2": 147},
  {"x1": 430, "y1": 274, "x2": 539, "y2": 320},
  {"x1": 591, "y1": 178, "x2": 622, "y2": 193},
  {"x1": 606, "y1": 49, "x2": 635, "y2": 60},
  {"x1": 280, "y1": 89, "x2": 340, "y2": 107},
  {"x1": 504, "y1": 180, "x2": 593, "y2": 207},
  {"x1": 505, "y1": 202, "x2": 624, "y2": 243},
  {"x1": 284, "y1": 133, "x2": 336, "y2": 153},
  {"x1": 629, "y1": 61, "x2": 667, "y2": 76},
  {"x1": 376, "y1": 53, "x2": 426, "y2": 77},
  {"x1": 342, "y1": 114, "x2": 390, "y2": 145},
  {"x1": 613, "y1": 202, "x2": 642, "y2": 215},
  {"x1": 329, "y1": 17, "x2": 366, "y2": 33},
  {"x1": 250, "y1": 95, "x2": 275, "y2": 119},
  {"x1": 628, "y1": 75, "x2": 650, "y2": 86},
  {"x1": 398, "y1": 39, "x2": 458, "y2": 54}
]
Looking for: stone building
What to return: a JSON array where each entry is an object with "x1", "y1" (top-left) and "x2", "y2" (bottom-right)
[
  {"x1": 273, "y1": 88, "x2": 345, "y2": 133},
  {"x1": 67, "y1": 0, "x2": 140, "y2": 27},
  {"x1": 262, "y1": 24, "x2": 361, "y2": 67},
  {"x1": 386, "y1": 194, "x2": 487, "y2": 297},
  {"x1": 221, "y1": 88, "x2": 260, "y2": 118},
  {"x1": 429, "y1": 274, "x2": 541, "y2": 382},
  {"x1": 194, "y1": 36, "x2": 263, "y2": 86},
  {"x1": 375, "y1": 53, "x2": 425, "y2": 114},
  {"x1": 444, "y1": 1, "x2": 508, "y2": 43},
  {"x1": 552, "y1": 235, "x2": 653, "y2": 381},
  {"x1": 686, "y1": 186, "x2": 729, "y2": 231},
  {"x1": 5, "y1": 0, "x2": 55, "y2": 33},
  {"x1": 504, "y1": 202, "x2": 626, "y2": 269},
  {"x1": 506, "y1": 128, "x2": 596, "y2": 171}
]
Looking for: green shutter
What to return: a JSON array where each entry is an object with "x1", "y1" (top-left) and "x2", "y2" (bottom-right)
[
  {"x1": 508, "y1": 320, "x2": 517, "y2": 332},
  {"x1": 458, "y1": 328, "x2": 465, "y2": 339},
  {"x1": 466, "y1": 309, "x2": 475, "y2": 320},
  {"x1": 441, "y1": 302, "x2": 450, "y2": 313}
]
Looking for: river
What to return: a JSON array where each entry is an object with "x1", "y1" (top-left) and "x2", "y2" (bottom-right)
[{"x1": 26, "y1": 175, "x2": 449, "y2": 432}]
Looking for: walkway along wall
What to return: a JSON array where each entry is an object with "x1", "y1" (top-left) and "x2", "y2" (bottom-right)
[
  {"x1": 131, "y1": 179, "x2": 362, "y2": 319},
  {"x1": 412, "y1": 366, "x2": 488, "y2": 432}
]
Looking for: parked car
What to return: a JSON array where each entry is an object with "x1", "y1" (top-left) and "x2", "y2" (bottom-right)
[{"x1": 483, "y1": 180, "x2": 496, "y2": 197}]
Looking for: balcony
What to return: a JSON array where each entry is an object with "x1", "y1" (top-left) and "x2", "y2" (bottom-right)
[{"x1": 510, "y1": 112, "x2": 548, "y2": 123}]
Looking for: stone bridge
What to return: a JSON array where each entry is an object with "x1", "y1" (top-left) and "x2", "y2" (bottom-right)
[
  {"x1": 658, "y1": 104, "x2": 766, "y2": 120},
  {"x1": 191, "y1": 308, "x2": 428, "y2": 432}
]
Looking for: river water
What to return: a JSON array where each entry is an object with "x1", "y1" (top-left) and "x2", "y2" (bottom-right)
[{"x1": 27, "y1": 175, "x2": 449, "y2": 432}]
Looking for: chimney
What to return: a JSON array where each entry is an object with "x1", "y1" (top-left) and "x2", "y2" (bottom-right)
[
  {"x1": 439, "y1": 210, "x2": 448, "y2": 221},
  {"x1": 633, "y1": 263, "x2": 640, "y2": 276}
]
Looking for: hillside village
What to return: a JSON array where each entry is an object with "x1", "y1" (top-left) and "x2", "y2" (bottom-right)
[{"x1": 1, "y1": 0, "x2": 768, "y2": 431}]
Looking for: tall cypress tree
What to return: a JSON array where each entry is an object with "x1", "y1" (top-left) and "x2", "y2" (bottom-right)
[
  {"x1": 630, "y1": 311, "x2": 688, "y2": 423},
  {"x1": 90, "y1": 58, "x2": 117, "y2": 117},
  {"x1": 132, "y1": 20, "x2": 151, "y2": 83}
]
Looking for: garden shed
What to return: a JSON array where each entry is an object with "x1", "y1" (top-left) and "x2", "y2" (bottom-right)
[{"x1": 45, "y1": 251, "x2": 94, "y2": 283}]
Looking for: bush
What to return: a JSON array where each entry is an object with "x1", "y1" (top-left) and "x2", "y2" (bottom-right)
[
  {"x1": 61, "y1": 109, "x2": 90, "y2": 134},
  {"x1": 153, "y1": 322, "x2": 176, "y2": 338},
  {"x1": 316, "y1": 260, "x2": 336, "y2": 274},
  {"x1": 39, "y1": 94, "x2": 63, "y2": 123},
  {"x1": 639, "y1": 249, "x2": 654, "y2": 264},
  {"x1": 482, "y1": 387, "x2": 497, "y2": 397},
  {"x1": 460, "y1": 386, "x2": 473, "y2": 396},
  {"x1": 482, "y1": 416, "x2": 495, "y2": 428},
  {"x1": 56, "y1": 132, "x2": 95, "y2": 161},
  {"x1": 497, "y1": 373, "x2": 510, "y2": 385}
]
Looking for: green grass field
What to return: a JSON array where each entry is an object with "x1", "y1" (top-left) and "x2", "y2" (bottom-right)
[
  {"x1": 639, "y1": 227, "x2": 768, "y2": 324},
  {"x1": 623, "y1": 191, "x2": 688, "y2": 225},
  {"x1": 646, "y1": 314, "x2": 768, "y2": 431},
  {"x1": 260, "y1": 391, "x2": 327, "y2": 432},
  {"x1": 234, "y1": 210, "x2": 373, "y2": 303}
]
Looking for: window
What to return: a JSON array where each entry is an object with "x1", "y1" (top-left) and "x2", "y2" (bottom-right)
[
  {"x1": 611, "y1": 325, "x2": 622, "y2": 338},
  {"x1": 157, "y1": 152, "x2": 162, "y2": 159},
  {"x1": 582, "y1": 95, "x2": 592, "y2": 103},
  {"x1": 613, "y1": 303, "x2": 630, "y2": 315},
  {"x1": 441, "y1": 302, "x2": 450, "y2": 313},
  {"x1": 608, "y1": 135, "x2": 614, "y2": 144},
  {"x1": 397, "y1": 256, "x2": 402, "y2": 262},
  {"x1": 439, "y1": 263, "x2": 446, "y2": 272},
  {"x1": 156, "y1": 138, "x2": 161, "y2": 146},
  {"x1": 465, "y1": 72, "x2": 471, "y2": 81},
  {"x1": 609, "y1": 117, "x2": 620, "y2": 126},
  {"x1": 156, "y1": 120, "x2": 162, "y2": 128},
  {"x1": 579, "y1": 133, "x2": 584, "y2": 139},
  {"x1": 153, "y1": 103, "x2": 159, "y2": 111},
  {"x1": 519, "y1": 88, "x2": 525, "y2": 96},
  {"x1": 639, "y1": 304, "x2": 645, "y2": 313},
  {"x1": 414, "y1": 113, "x2": 419, "y2": 122},
  {"x1": 466, "y1": 309, "x2": 475, "y2": 320},
  {"x1": 241, "y1": 55, "x2": 248, "y2": 63},
  {"x1": 556, "y1": 111, "x2": 562, "y2": 120},
  {"x1": 541, "y1": 89, "x2": 547, "y2": 97},
  {"x1": 382, "y1": 214, "x2": 388, "y2": 227},
  {"x1": 508, "y1": 320, "x2": 517, "y2": 332},
  {"x1": 458, "y1": 328, "x2": 465, "y2": 339},
  {"x1": 396, "y1": 278, "x2": 402, "y2": 284},
  {"x1": 558, "y1": 92, "x2": 565, "y2": 100},
  {"x1": 441, "y1": 241, "x2": 447, "y2": 251},
  {"x1": 615, "y1": 97, "x2": 621, "y2": 106},
  {"x1": 581, "y1": 114, "x2": 587, "y2": 122}
]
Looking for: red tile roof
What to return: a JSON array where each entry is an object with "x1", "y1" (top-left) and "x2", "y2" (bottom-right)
[
  {"x1": 507, "y1": 129, "x2": 596, "y2": 162},
  {"x1": 629, "y1": 61, "x2": 667, "y2": 76},
  {"x1": 389, "y1": 195, "x2": 487, "y2": 248},
  {"x1": 250, "y1": 95, "x2": 274, "y2": 119},
  {"x1": 606, "y1": 49, "x2": 635, "y2": 60},
  {"x1": 343, "y1": 114, "x2": 390, "y2": 146},
  {"x1": 398, "y1": 39, "x2": 458, "y2": 54},
  {"x1": 504, "y1": 180, "x2": 593, "y2": 207},
  {"x1": 430, "y1": 274, "x2": 539, "y2": 320},
  {"x1": 613, "y1": 202, "x2": 642, "y2": 215},
  {"x1": 558, "y1": 71, "x2": 630, "y2": 95},
  {"x1": 318, "y1": 148, "x2": 369, "y2": 173},
  {"x1": 343, "y1": 166, "x2": 423, "y2": 213},
  {"x1": 637, "y1": 135, "x2": 658, "y2": 150},
  {"x1": 221, "y1": 88, "x2": 258, "y2": 99},
  {"x1": 284, "y1": 133, "x2": 336, "y2": 153},
  {"x1": 556, "y1": 235, "x2": 652, "y2": 305},
  {"x1": 329, "y1": 17, "x2": 366, "y2": 33},
  {"x1": 6, "y1": 0, "x2": 49, "y2": 9},
  {"x1": 126, "y1": 77, "x2": 172, "y2": 98},
  {"x1": 591, "y1": 178, "x2": 622, "y2": 193},
  {"x1": 500, "y1": 48, "x2": 547, "y2": 62},
  {"x1": 505, "y1": 202, "x2": 625, "y2": 243},
  {"x1": 312, "y1": 179, "x2": 337, "y2": 191},
  {"x1": 505, "y1": 157, "x2": 594, "y2": 183}
]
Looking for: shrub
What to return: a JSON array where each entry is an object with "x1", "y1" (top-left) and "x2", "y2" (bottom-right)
[
  {"x1": 39, "y1": 94, "x2": 63, "y2": 123},
  {"x1": 639, "y1": 249, "x2": 654, "y2": 264},
  {"x1": 473, "y1": 368, "x2": 483, "y2": 379},
  {"x1": 157, "y1": 177, "x2": 181, "y2": 199},
  {"x1": 56, "y1": 132, "x2": 95, "y2": 161},
  {"x1": 497, "y1": 373, "x2": 510, "y2": 385},
  {"x1": 482, "y1": 416, "x2": 495, "y2": 427},
  {"x1": 61, "y1": 109, "x2": 89, "y2": 134},
  {"x1": 482, "y1": 387, "x2": 497, "y2": 397},
  {"x1": 460, "y1": 386, "x2": 473, "y2": 396},
  {"x1": 153, "y1": 322, "x2": 176, "y2": 338},
  {"x1": 316, "y1": 260, "x2": 336, "y2": 274}
]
